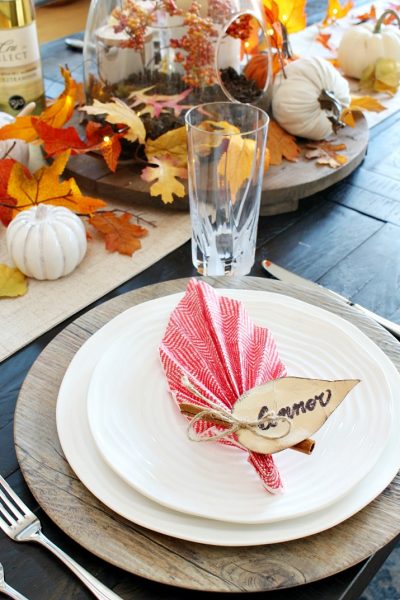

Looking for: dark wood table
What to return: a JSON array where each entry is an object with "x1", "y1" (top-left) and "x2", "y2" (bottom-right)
[{"x1": 1, "y1": 20, "x2": 400, "y2": 600}]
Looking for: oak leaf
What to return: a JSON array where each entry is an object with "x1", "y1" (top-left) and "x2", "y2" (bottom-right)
[
  {"x1": 267, "y1": 120, "x2": 301, "y2": 165},
  {"x1": 141, "y1": 157, "x2": 187, "y2": 204},
  {"x1": 144, "y1": 126, "x2": 187, "y2": 166},
  {"x1": 305, "y1": 142, "x2": 348, "y2": 168},
  {"x1": 129, "y1": 86, "x2": 192, "y2": 118},
  {"x1": 0, "y1": 67, "x2": 81, "y2": 143},
  {"x1": 88, "y1": 211, "x2": 148, "y2": 256},
  {"x1": 81, "y1": 98, "x2": 146, "y2": 144},
  {"x1": 0, "y1": 264, "x2": 27, "y2": 297},
  {"x1": 7, "y1": 151, "x2": 106, "y2": 216}
]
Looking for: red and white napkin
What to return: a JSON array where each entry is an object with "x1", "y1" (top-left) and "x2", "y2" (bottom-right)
[{"x1": 159, "y1": 279, "x2": 287, "y2": 493}]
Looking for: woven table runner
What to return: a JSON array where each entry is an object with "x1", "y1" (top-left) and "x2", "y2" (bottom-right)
[{"x1": 0, "y1": 161, "x2": 191, "y2": 361}]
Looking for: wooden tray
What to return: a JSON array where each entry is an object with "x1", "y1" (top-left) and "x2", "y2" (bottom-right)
[
  {"x1": 14, "y1": 277, "x2": 400, "y2": 593},
  {"x1": 65, "y1": 115, "x2": 369, "y2": 216}
]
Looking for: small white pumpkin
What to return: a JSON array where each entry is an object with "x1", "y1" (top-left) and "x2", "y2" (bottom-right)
[
  {"x1": 338, "y1": 10, "x2": 400, "y2": 80},
  {"x1": 6, "y1": 205, "x2": 87, "y2": 280},
  {"x1": 272, "y1": 57, "x2": 350, "y2": 141},
  {"x1": 0, "y1": 112, "x2": 30, "y2": 166}
]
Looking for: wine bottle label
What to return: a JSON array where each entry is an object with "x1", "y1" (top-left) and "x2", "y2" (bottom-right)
[{"x1": 0, "y1": 22, "x2": 44, "y2": 114}]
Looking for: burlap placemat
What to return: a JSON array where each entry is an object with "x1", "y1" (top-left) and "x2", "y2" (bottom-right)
[{"x1": 0, "y1": 202, "x2": 191, "y2": 362}]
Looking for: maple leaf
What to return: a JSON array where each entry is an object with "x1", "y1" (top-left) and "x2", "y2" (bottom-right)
[
  {"x1": 7, "y1": 151, "x2": 106, "y2": 216},
  {"x1": 267, "y1": 120, "x2": 301, "y2": 165},
  {"x1": 322, "y1": 0, "x2": 353, "y2": 25},
  {"x1": 129, "y1": 86, "x2": 192, "y2": 118},
  {"x1": 34, "y1": 120, "x2": 122, "y2": 172},
  {"x1": 316, "y1": 32, "x2": 332, "y2": 50},
  {"x1": 0, "y1": 264, "x2": 27, "y2": 297},
  {"x1": 263, "y1": 0, "x2": 306, "y2": 33},
  {"x1": 0, "y1": 67, "x2": 82, "y2": 143},
  {"x1": 0, "y1": 159, "x2": 17, "y2": 226},
  {"x1": 88, "y1": 211, "x2": 148, "y2": 256},
  {"x1": 145, "y1": 127, "x2": 187, "y2": 166},
  {"x1": 81, "y1": 98, "x2": 146, "y2": 144},
  {"x1": 305, "y1": 142, "x2": 348, "y2": 168},
  {"x1": 141, "y1": 157, "x2": 187, "y2": 204}
]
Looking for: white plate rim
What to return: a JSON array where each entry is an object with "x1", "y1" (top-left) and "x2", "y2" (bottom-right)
[{"x1": 56, "y1": 288, "x2": 400, "y2": 546}]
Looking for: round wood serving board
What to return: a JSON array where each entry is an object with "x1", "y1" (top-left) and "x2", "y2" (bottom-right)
[
  {"x1": 14, "y1": 277, "x2": 400, "y2": 593},
  {"x1": 65, "y1": 115, "x2": 369, "y2": 217}
]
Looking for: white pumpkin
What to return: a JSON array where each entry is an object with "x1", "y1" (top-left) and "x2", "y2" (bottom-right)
[
  {"x1": 6, "y1": 205, "x2": 87, "y2": 280},
  {"x1": 338, "y1": 10, "x2": 400, "y2": 80},
  {"x1": 0, "y1": 112, "x2": 30, "y2": 166},
  {"x1": 272, "y1": 57, "x2": 350, "y2": 141}
]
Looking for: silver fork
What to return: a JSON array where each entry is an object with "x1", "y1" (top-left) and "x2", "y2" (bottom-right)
[
  {"x1": 0, "y1": 476, "x2": 122, "y2": 599},
  {"x1": 0, "y1": 562, "x2": 29, "y2": 600}
]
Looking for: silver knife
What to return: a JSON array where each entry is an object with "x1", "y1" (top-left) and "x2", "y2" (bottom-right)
[{"x1": 261, "y1": 259, "x2": 400, "y2": 340}]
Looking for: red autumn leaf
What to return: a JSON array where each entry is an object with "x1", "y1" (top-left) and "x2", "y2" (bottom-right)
[
  {"x1": 88, "y1": 211, "x2": 148, "y2": 256},
  {"x1": 33, "y1": 119, "x2": 88, "y2": 155},
  {"x1": 0, "y1": 159, "x2": 17, "y2": 226},
  {"x1": 33, "y1": 120, "x2": 122, "y2": 172}
]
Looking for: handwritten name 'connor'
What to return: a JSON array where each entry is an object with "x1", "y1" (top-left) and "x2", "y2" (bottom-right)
[{"x1": 258, "y1": 389, "x2": 332, "y2": 431}]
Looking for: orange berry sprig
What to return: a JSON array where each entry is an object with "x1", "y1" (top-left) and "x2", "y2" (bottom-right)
[{"x1": 170, "y1": 2, "x2": 218, "y2": 88}]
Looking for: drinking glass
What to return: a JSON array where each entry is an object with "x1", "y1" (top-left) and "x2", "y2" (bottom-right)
[{"x1": 185, "y1": 102, "x2": 269, "y2": 277}]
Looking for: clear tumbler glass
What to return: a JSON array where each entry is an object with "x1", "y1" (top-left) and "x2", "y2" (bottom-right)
[{"x1": 185, "y1": 101, "x2": 268, "y2": 277}]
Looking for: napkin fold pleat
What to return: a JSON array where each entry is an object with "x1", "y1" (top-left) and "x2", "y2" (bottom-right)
[{"x1": 159, "y1": 279, "x2": 287, "y2": 493}]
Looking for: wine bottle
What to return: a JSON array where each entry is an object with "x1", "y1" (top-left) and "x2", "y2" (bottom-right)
[{"x1": 0, "y1": 0, "x2": 45, "y2": 116}]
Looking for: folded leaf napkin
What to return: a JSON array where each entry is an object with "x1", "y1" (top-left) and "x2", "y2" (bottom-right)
[{"x1": 159, "y1": 279, "x2": 287, "y2": 493}]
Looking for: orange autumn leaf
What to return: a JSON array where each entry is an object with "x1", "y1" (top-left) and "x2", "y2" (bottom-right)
[
  {"x1": 355, "y1": 4, "x2": 376, "y2": 23},
  {"x1": 7, "y1": 151, "x2": 106, "y2": 217},
  {"x1": 0, "y1": 159, "x2": 18, "y2": 226},
  {"x1": 0, "y1": 67, "x2": 81, "y2": 143},
  {"x1": 305, "y1": 142, "x2": 348, "y2": 168},
  {"x1": 316, "y1": 32, "x2": 332, "y2": 50},
  {"x1": 263, "y1": 0, "x2": 306, "y2": 33},
  {"x1": 322, "y1": 0, "x2": 353, "y2": 25},
  {"x1": 341, "y1": 95, "x2": 386, "y2": 127},
  {"x1": 141, "y1": 157, "x2": 187, "y2": 204},
  {"x1": 88, "y1": 212, "x2": 148, "y2": 256},
  {"x1": 267, "y1": 120, "x2": 301, "y2": 165}
]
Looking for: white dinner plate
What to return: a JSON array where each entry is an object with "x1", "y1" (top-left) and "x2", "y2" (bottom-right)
[
  {"x1": 86, "y1": 292, "x2": 392, "y2": 524},
  {"x1": 56, "y1": 288, "x2": 400, "y2": 546}
]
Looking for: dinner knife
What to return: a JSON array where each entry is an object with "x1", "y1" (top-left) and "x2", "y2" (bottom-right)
[{"x1": 261, "y1": 259, "x2": 400, "y2": 340}]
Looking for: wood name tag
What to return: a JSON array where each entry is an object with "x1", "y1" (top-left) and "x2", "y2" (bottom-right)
[{"x1": 232, "y1": 377, "x2": 360, "y2": 454}]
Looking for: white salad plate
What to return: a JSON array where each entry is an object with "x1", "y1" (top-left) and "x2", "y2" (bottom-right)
[
  {"x1": 86, "y1": 291, "x2": 392, "y2": 524},
  {"x1": 56, "y1": 289, "x2": 400, "y2": 546}
]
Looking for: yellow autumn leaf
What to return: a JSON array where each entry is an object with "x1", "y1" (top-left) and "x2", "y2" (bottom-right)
[
  {"x1": 264, "y1": 0, "x2": 307, "y2": 33},
  {"x1": 81, "y1": 98, "x2": 146, "y2": 144},
  {"x1": 7, "y1": 151, "x2": 106, "y2": 216},
  {"x1": 360, "y1": 59, "x2": 400, "y2": 95},
  {"x1": 218, "y1": 137, "x2": 259, "y2": 203},
  {"x1": 145, "y1": 127, "x2": 187, "y2": 166},
  {"x1": 141, "y1": 157, "x2": 187, "y2": 204},
  {"x1": 322, "y1": 0, "x2": 353, "y2": 25},
  {"x1": 341, "y1": 108, "x2": 356, "y2": 127},
  {"x1": 349, "y1": 96, "x2": 386, "y2": 112},
  {"x1": 0, "y1": 264, "x2": 28, "y2": 297}
]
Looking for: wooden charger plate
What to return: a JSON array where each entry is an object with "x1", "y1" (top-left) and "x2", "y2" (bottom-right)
[
  {"x1": 14, "y1": 277, "x2": 400, "y2": 593},
  {"x1": 65, "y1": 114, "x2": 368, "y2": 217}
]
